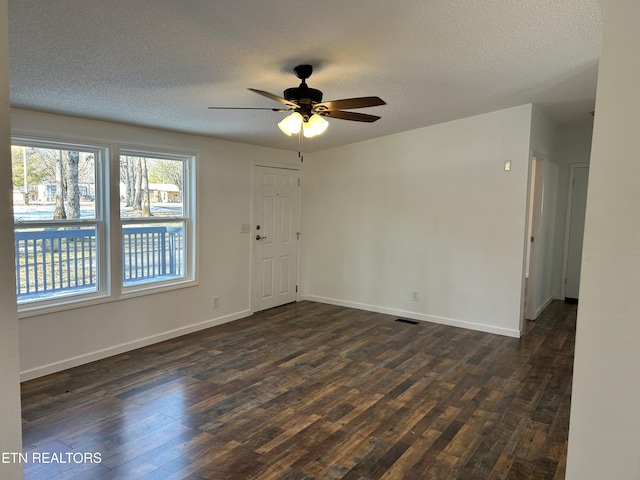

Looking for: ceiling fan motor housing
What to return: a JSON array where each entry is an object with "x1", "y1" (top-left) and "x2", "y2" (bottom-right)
[
  {"x1": 284, "y1": 84, "x2": 323, "y2": 120},
  {"x1": 284, "y1": 85, "x2": 323, "y2": 105}
]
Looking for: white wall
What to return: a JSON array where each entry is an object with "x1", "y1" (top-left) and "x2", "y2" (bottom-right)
[
  {"x1": 11, "y1": 109, "x2": 297, "y2": 380},
  {"x1": 302, "y1": 105, "x2": 533, "y2": 337},
  {"x1": 566, "y1": 0, "x2": 640, "y2": 478},
  {"x1": 0, "y1": 0, "x2": 24, "y2": 476}
]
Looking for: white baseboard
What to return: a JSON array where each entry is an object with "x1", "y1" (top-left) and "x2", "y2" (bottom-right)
[
  {"x1": 20, "y1": 309, "x2": 252, "y2": 382},
  {"x1": 302, "y1": 295, "x2": 521, "y2": 338},
  {"x1": 531, "y1": 295, "x2": 556, "y2": 320}
]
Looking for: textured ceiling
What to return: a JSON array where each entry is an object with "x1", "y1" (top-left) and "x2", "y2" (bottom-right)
[{"x1": 8, "y1": 0, "x2": 602, "y2": 152}]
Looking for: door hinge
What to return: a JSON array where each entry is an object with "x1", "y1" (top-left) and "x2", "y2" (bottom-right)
[
  {"x1": 296, "y1": 232, "x2": 300, "y2": 240},
  {"x1": 298, "y1": 177, "x2": 301, "y2": 187},
  {"x1": 530, "y1": 236, "x2": 534, "y2": 243},
  {"x1": 296, "y1": 285, "x2": 298, "y2": 293}
]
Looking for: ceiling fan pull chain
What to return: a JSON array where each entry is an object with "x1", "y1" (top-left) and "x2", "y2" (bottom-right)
[{"x1": 298, "y1": 129, "x2": 304, "y2": 162}]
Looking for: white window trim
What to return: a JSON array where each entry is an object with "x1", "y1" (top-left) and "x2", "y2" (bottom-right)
[
  {"x1": 12, "y1": 136, "x2": 110, "y2": 317},
  {"x1": 116, "y1": 147, "x2": 198, "y2": 298},
  {"x1": 11, "y1": 135, "x2": 199, "y2": 318}
]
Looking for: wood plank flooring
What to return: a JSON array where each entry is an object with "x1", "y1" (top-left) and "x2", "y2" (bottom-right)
[{"x1": 21, "y1": 300, "x2": 576, "y2": 479}]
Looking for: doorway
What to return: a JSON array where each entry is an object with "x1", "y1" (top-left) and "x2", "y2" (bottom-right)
[
  {"x1": 562, "y1": 164, "x2": 589, "y2": 302},
  {"x1": 252, "y1": 165, "x2": 300, "y2": 312},
  {"x1": 524, "y1": 154, "x2": 545, "y2": 321}
]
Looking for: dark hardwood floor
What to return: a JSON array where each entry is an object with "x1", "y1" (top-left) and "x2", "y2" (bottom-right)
[{"x1": 21, "y1": 300, "x2": 575, "y2": 479}]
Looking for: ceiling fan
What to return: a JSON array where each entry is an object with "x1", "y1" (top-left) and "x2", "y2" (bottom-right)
[{"x1": 208, "y1": 64, "x2": 386, "y2": 137}]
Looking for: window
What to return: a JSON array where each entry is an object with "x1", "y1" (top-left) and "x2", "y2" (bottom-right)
[
  {"x1": 11, "y1": 140, "x2": 106, "y2": 307},
  {"x1": 119, "y1": 151, "x2": 193, "y2": 291},
  {"x1": 11, "y1": 138, "x2": 196, "y2": 312}
]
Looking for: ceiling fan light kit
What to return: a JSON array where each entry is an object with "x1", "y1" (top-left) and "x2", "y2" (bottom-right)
[
  {"x1": 209, "y1": 64, "x2": 385, "y2": 140},
  {"x1": 278, "y1": 112, "x2": 328, "y2": 138},
  {"x1": 277, "y1": 112, "x2": 303, "y2": 136},
  {"x1": 303, "y1": 114, "x2": 329, "y2": 138}
]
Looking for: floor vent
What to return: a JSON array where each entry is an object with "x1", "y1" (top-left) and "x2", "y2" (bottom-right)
[{"x1": 395, "y1": 318, "x2": 419, "y2": 325}]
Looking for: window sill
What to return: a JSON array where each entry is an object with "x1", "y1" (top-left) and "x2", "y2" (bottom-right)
[
  {"x1": 18, "y1": 278, "x2": 198, "y2": 319},
  {"x1": 119, "y1": 277, "x2": 198, "y2": 300}
]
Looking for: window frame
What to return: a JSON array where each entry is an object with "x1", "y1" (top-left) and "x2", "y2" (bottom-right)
[
  {"x1": 11, "y1": 135, "x2": 198, "y2": 317},
  {"x1": 11, "y1": 136, "x2": 110, "y2": 315},
  {"x1": 115, "y1": 146, "x2": 197, "y2": 297}
]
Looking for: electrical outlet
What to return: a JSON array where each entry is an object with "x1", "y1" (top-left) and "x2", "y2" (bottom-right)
[
  {"x1": 212, "y1": 296, "x2": 219, "y2": 308},
  {"x1": 411, "y1": 291, "x2": 419, "y2": 302}
]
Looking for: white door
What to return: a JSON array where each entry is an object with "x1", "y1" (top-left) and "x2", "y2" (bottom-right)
[
  {"x1": 564, "y1": 165, "x2": 589, "y2": 300},
  {"x1": 252, "y1": 166, "x2": 300, "y2": 312}
]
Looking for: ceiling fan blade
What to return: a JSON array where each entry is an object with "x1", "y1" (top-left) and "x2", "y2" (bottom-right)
[
  {"x1": 248, "y1": 88, "x2": 300, "y2": 109},
  {"x1": 322, "y1": 110, "x2": 381, "y2": 122},
  {"x1": 314, "y1": 96, "x2": 386, "y2": 112},
  {"x1": 208, "y1": 106, "x2": 290, "y2": 111}
]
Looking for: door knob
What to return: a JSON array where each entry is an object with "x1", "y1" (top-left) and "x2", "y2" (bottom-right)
[{"x1": 256, "y1": 235, "x2": 267, "y2": 240}]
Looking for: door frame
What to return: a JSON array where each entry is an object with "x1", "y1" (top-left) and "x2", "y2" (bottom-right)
[
  {"x1": 250, "y1": 161, "x2": 302, "y2": 313},
  {"x1": 561, "y1": 163, "x2": 589, "y2": 300},
  {"x1": 523, "y1": 152, "x2": 545, "y2": 323}
]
